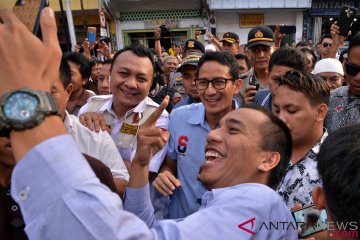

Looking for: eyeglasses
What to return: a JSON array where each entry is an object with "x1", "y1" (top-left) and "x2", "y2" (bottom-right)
[
  {"x1": 322, "y1": 42, "x2": 332, "y2": 48},
  {"x1": 195, "y1": 78, "x2": 234, "y2": 90},
  {"x1": 345, "y1": 62, "x2": 360, "y2": 76},
  {"x1": 250, "y1": 46, "x2": 271, "y2": 53}
]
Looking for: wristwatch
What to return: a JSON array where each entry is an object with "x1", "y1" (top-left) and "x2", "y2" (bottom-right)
[{"x1": 0, "y1": 88, "x2": 60, "y2": 137}]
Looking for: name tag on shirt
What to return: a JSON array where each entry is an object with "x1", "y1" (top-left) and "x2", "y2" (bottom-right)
[{"x1": 120, "y1": 123, "x2": 139, "y2": 135}]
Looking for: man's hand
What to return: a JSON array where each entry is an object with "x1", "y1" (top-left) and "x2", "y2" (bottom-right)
[
  {"x1": 132, "y1": 96, "x2": 170, "y2": 166},
  {"x1": 154, "y1": 26, "x2": 161, "y2": 39},
  {"x1": 97, "y1": 40, "x2": 111, "y2": 59},
  {"x1": 328, "y1": 21, "x2": 347, "y2": 58},
  {"x1": 152, "y1": 170, "x2": 181, "y2": 196},
  {"x1": 128, "y1": 96, "x2": 170, "y2": 188},
  {"x1": 0, "y1": 7, "x2": 67, "y2": 160},
  {"x1": 79, "y1": 112, "x2": 108, "y2": 132},
  {"x1": 0, "y1": 7, "x2": 61, "y2": 95},
  {"x1": 244, "y1": 85, "x2": 257, "y2": 103},
  {"x1": 274, "y1": 25, "x2": 286, "y2": 49}
]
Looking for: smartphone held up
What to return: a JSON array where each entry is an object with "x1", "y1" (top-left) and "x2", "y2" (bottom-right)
[
  {"x1": 13, "y1": 0, "x2": 49, "y2": 38},
  {"x1": 87, "y1": 27, "x2": 97, "y2": 43},
  {"x1": 338, "y1": 5, "x2": 358, "y2": 37}
]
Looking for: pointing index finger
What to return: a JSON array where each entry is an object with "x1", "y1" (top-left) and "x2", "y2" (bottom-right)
[{"x1": 143, "y1": 95, "x2": 169, "y2": 127}]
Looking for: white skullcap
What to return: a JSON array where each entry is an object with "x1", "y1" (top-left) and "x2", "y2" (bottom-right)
[
  {"x1": 205, "y1": 44, "x2": 216, "y2": 52},
  {"x1": 313, "y1": 58, "x2": 344, "y2": 76}
]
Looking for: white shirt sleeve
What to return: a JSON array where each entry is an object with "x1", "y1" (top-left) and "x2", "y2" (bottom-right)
[{"x1": 98, "y1": 130, "x2": 129, "y2": 181}]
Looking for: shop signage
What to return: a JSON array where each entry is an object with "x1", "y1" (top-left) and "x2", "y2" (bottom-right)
[
  {"x1": 310, "y1": 0, "x2": 360, "y2": 15},
  {"x1": 240, "y1": 14, "x2": 264, "y2": 27},
  {"x1": 144, "y1": 19, "x2": 180, "y2": 29}
]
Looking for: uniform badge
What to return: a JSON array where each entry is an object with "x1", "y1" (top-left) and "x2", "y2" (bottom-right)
[
  {"x1": 255, "y1": 30, "x2": 263, "y2": 38},
  {"x1": 188, "y1": 41, "x2": 195, "y2": 48},
  {"x1": 120, "y1": 123, "x2": 139, "y2": 135},
  {"x1": 132, "y1": 112, "x2": 141, "y2": 123}
]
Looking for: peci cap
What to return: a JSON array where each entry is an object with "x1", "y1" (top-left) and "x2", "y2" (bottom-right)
[
  {"x1": 184, "y1": 39, "x2": 205, "y2": 53},
  {"x1": 247, "y1": 25, "x2": 274, "y2": 48},
  {"x1": 205, "y1": 44, "x2": 216, "y2": 52},
  {"x1": 177, "y1": 52, "x2": 203, "y2": 72},
  {"x1": 313, "y1": 58, "x2": 344, "y2": 76},
  {"x1": 221, "y1": 32, "x2": 240, "y2": 44}
]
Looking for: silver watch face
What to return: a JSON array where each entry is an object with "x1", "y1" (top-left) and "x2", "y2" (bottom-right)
[{"x1": 3, "y1": 92, "x2": 39, "y2": 121}]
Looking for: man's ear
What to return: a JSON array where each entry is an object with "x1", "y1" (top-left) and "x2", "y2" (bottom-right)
[
  {"x1": 312, "y1": 186, "x2": 326, "y2": 209},
  {"x1": 316, "y1": 103, "x2": 328, "y2": 122},
  {"x1": 66, "y1": 84, "x2": 73, "y2": 96},
  {"x1": 257, "y1": 152, "x2": 280, "y2": 172},
  {"x1": 234, "y1": 79, "x2": 243, "y2": 94}
]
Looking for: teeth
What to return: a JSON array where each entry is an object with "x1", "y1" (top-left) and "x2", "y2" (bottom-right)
[{"x1": 205, "y1": 150, "x2": 223, "y2": 161}]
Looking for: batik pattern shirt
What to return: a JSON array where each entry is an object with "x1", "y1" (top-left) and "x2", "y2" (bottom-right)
[
  {"x1": 277, "y1": 131, "x2": 328, "y2": 208},
  {"x1": 325, "y1": 86, "x2": 360, "y2": 132}
]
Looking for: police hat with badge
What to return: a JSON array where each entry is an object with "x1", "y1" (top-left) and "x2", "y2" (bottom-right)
[
  {"x1": 184, "y1": 39, "x2": 205, "y2": 54},
  {"x1": 221, "y1": 32, "x2": 240, "y2": 44},
  {"x1": 177, "y1": 52, "x2": 203, "y2": 73},
  {"x1": 247, "y1": 25, "x2": 275, "y2": 49}
]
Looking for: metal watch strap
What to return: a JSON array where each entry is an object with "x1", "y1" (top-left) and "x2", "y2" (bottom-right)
[
  {"x1": 41, "y1": 91, "x2": 61, "y2": 116},
  {"x1": 0, "y1": 89, "x2": 60, "y2": 137}
]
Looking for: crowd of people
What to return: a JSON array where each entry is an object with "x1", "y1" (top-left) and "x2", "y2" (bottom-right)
[{"x1": 0, "y1": 6, "x2": 360, "y2": 240}]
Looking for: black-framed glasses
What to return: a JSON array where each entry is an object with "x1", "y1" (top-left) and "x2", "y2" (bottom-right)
[
  {"x1": 322, "y1": 42, "x2": 332, "y2": 48},
  {"x1": 345, "y1": 62, "x2": 360, "y2": 76},
  {"x1": 195, "y1": 78, "x2": 234, "y2": 90}
]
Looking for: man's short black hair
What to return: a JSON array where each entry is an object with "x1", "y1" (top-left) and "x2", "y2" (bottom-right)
[
  {"x1": 197, "y1": 51, "x2": 239, "y2": 79},
  {"x1": 234, "y1": 53, "x2": 251, "y2": 70},
  {"x1": 240, "y1": 104, "x2": 292, "y2": 190},
  {"x1": 320, "y1": 34, "x2": 332, "y2": 44},
  {"x1": 59, "y1": 58, "x2": 72, "y2": 88},
  {"x1": 111, "y1": 45, "x2": 155, "y2": 75},
  {"x1": 317, "y1": 124, "x2": 360, "y2": 225},
  {"x1": 272, "y1": 70, "x2": 330, "y2": 106},
  {"x1": 269, "y1": 47, "x2": 307, "y2": 73},
  {"x1": 295, "y1": 41, "x2": 311, "y2": 48},
  {"x1": 348, "y1": 32, "x2": 360, "y2": 55},
  {"x1": 63, "y1": 52, "x2": 91, "y2": 80},
  {"x1": 300, "y1": 48, "x2": 317, "y2": 70}
]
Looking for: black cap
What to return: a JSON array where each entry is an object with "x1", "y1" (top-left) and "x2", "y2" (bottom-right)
[
  {"x1": 184, "y1": 39, "x2": 205, "y2": 53},
  {"x1": 247, "y1": 25, "x2": 274, "y2": 48},
  {"x1": 177, "y1": 52, "x2": 203, "y2": 72},
  {"x1": 221, "y1": 32, "x2": 240, "y2": 43}
]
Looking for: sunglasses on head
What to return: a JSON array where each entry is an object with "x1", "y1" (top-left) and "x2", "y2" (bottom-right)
[
  {"x1": 345, "y1": 62, "x2": 360, "y2": 76},
  {"x1": 322, "y1": 42, "x2": 332, "y2": 48}
]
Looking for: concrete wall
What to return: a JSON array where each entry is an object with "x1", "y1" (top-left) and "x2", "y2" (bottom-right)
[{"x1": 213, "y1": 10, "x2": 304, "y2": 44}]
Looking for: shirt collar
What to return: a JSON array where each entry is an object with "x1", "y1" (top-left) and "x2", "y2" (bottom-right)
[
  {"x1": 63, "y1": 110, "x2": 74, "y2": 130},
  {"x1": 187, "y1": 103, "x2": 206, "y2": 126},
  {"x1": 98, "y1": 95, "x2": 114, "y2": 114},
  {"x1": 311, "y1": 128, "x2": 328, "y2": 154},
  {"x1": 187, "y1": 100, "x2": 239, "y2": 128}
]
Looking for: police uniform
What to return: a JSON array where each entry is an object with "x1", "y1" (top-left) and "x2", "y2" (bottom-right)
[{"x1": 79, "y1": 95, "x2": 169, "y2": 173}]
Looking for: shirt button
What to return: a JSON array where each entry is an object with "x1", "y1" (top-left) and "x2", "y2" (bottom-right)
[
  {"x1": 6, "y1": 189, "x2": 11, "y2": 196},
  {"x1": 11, "y1": 205, "x2": 19, "y2": 211},
  {"x1": 19, "y1": 187, "x2": 30, "y2": 201}
]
